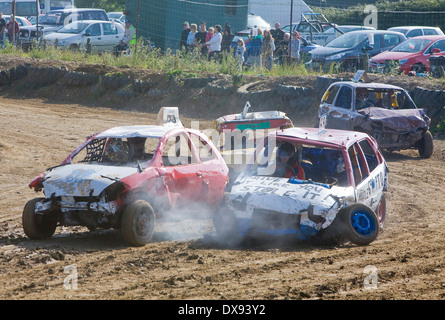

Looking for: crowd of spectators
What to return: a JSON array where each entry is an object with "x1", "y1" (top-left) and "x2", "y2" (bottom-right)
[{"x1": 180, "y1": 20, "x2": 302, "y2": 70}]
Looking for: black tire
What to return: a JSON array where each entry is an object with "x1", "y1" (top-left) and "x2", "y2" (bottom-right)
[
  {"x1": 376, "y1": 194, "x2": 386, "y2": 231},
  {"x1": 69, "y1": 44, "x2": 79, "y2": 53},
  {"x1": 412, "y1": 63, "x2": 425, "y2": 74},
  {"x1": 22, "y1": 198, "x2": 57, "y2": 240},
  {"x1": 212, "y1": 204, "x2": 241, "y2": 247},
  {"x1": 120, "y1": 200, "x2": 156, "y2": 246},
  {"x1": 418, "y1": 130, "x2": 434, "y2": 159},
  {"x1": 340, "y1": 204, "x2": 379, "y2": 246}
]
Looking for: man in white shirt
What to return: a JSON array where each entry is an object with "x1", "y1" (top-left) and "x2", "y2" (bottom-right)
[{"x1": 205, "y1": 24, "x2": 222, "y2": 61}]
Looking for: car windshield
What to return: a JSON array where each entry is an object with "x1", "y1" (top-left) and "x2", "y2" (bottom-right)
[
  {"x1": 326, "y1": 32, "x2": 368, "y2": 48},
  {"x1": 249, "y1": 140, "x2": 348, "y2": 186},
  {"x1": 72, "y1": 136, "x2": 161, "y2": 167},
  {"x1": 390, "y1": 38, "x2": 432, "y2": 52},
  {"x1": 355, "y1": 88, "x2": 417, "y2": 110},
  {"x1": 58, "y1": 22, "x2": 89, "y2": 34}
]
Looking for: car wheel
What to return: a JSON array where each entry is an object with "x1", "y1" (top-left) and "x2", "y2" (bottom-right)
[
  {"x1": 377, "y1": 194, "x2": 386, "y2": 230},
  {"x1": 69, "y1": 44, "x2": 79, "y2": 52},
  {"x1": 22, "y1": 197, "x2": 57, "y2": 240},
  {"x1": 212, "y1": 204, "x2": 241, "y2": 247},
  {"x1": 341, "y1": 204, "x2": 379, "y2": 246},
  {"x1": 412, "y1": 63, "x2": 425, "y2": 74},
  {"x1": 120, "y1": 200, "x2": 156, "y2": 246},
  {"x1": 418, "y1": 130, "x2": 434, "y2": 158}
]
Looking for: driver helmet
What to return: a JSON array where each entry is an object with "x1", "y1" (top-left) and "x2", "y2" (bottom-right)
[
  {"x1": 276, "y1": 142, "x2": 295, "y2": 164},
  {"x1": 356, "y1": 88, "x2": 369, "y2": 101},
  {"x1": 104, "y1": 139, "x2": 130, "y2": 163}
]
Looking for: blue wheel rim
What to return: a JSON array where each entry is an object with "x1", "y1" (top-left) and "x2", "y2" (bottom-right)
[{"x1": 351, "y1": 210, "x2": 376, "y2": 236}]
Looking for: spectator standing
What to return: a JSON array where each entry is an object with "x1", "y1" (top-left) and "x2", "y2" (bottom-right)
[
  {"x1": 261, "y1": 29, "x2": 275, "y2": 71},
  {"x1": 221, "y1": 23, "x2": 233, "y2": 53},
  {"x1": 0, "y1": 12, "x2": 6, "y2": 49},
  {"x1": 195, "y1": 21, "x2": 208, "y2": 55},
  {"x1": 276, "y1": 32, "x2": 290, "y2": 65},
  {"x1": 205, "y1": 24, "x2": 222, "y2": 61},
  {"x1": 290, "y1": 31, "x2": 301, "y2": 62},
  {"x1": 186, "y1": 23, "x2": 197, "y2": 53},
  {"x1": 246, "y1": 27, "x2": 263, "y2": 69},
  {"x1": 6, "y1": 15, "x2": 19, "y2": 44},
  {"x1": 180, "y1": 21, "x2": 190, "y2": 51},
  {"x1": 234, "y1": 38, "x2": 246, "y2": 69},
  {"x1": 271, "y1": 22, "x2": 285, "y2": 49}
]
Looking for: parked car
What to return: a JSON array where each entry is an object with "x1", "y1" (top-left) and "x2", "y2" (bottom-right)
[
  {"x1": 42, "y1": 20, "x2": 125, "y2": 53},
  {"x1": 310, "y1": 30, "x2": 406, "y2": 72},
  {"x1": 387, "y1": 26, "x2": 444, "y2": 38},
  {"x1": 213, "y1": 102, "x2": 293, "y2": 184},
  {"x1": 318, "y1": 81, "x2": 433, "y2": 158},
  {"x1": 214, "y1": 127, "x2": 388, "y2": 246},
  {"x1": 369, "y1": 35, "x2": 445, "y2": 74},
  {"x1": 37, "y1": 8, "x2": 109, "y2": 35},
  {"x1": 23, "y1": 108, "x2": 229, "y2": 246}
]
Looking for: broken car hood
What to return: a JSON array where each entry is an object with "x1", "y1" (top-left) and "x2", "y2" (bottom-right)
[
  {"x1": 357, "y1": 107, "x2": 428, "y2": 131},
  {"x1": 42, "y1": 163, "x2": 138, "y2": 197},
  {"x1": 229, "y1": 173, "x2": 353, "y2": 218}
]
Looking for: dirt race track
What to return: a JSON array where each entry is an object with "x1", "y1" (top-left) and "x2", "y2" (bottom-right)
[{"x1": 0, "y1": 56, "x2": 444, "y2": 301}]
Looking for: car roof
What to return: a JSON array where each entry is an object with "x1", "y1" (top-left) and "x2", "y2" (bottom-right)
[
  {"x1": 330, "y1": 81, "x2": 404, "y2": 91},
  {"x1": 48, "y1": 8, "x2": 106, "y2": 13},
  {"x1": 406, "y1": 35, "x2": 445, "y2": 40},
  {"x1": 389, "y1": 26, "x2": 440, "y2": 30},
  {"x1": 347, "y1": 30, "x2": 403, "y2": 35},
  {"x1": 95, "y1": 125, "x2": 177, "y2": 139},
  {"x1": 274, "y1": 127, "x2": 369, "y2": 149}
]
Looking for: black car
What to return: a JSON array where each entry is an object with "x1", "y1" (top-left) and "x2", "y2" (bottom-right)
[{"x1": 310, "y1": 30, "x2": 406, "y2": 72}]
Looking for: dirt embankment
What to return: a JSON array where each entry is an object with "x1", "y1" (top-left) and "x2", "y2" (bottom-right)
[{"x1": 0, "y1": 55, "x2": 444, "y2": 301}]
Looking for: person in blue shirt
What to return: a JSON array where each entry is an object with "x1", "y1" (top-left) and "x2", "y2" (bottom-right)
[{"x1": 290, "y1": 31, "x2": 301, "y2": 62}]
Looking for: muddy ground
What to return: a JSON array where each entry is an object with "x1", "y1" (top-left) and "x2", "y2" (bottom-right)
[{"x1": 0, "y1": 55, "x2": 444, "y2": 301}]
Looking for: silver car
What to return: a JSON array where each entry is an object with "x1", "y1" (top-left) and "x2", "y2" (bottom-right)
[{"x1": 42, "y1": 20, "x2": 124, "y2": 53}]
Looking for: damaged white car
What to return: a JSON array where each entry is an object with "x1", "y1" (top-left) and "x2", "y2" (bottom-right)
[{"x1": 214, "y1": 127, "x2": 389, "y2": 246}]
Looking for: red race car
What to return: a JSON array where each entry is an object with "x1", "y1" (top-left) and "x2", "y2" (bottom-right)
[
  {"x1": 369, "y1": 35, "x2": 445, "y2": 74},
  {"x1": 23, "y1": 108, "x2": 229, "y2": 246}
]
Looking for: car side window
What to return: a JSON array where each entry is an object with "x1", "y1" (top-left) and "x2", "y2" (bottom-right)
[
  {"x1": 371, "y1": 34, "x2": 381, "y2": 49},
  {"x1": 334, "y1": 86, "x2": 352, "y2": 109},
  {"x1": 85, "y1": 23, "x2": 101, "y2": 36},
  {"x1": 429, "y1": 39, "x2": 445, "y2": 53},
  {"x1": 383, "y1": 34, "x2": 401, "y2": 47},
  {"x1": 323, "y1": 85, "x2": 339, "y2": 104},
  {"x1": 358, "y1": 139, "x2": 379, "y2": 172},
  {"x1": 102, "y1": 23, "x2": 114, "y2": 35},
  {"x1": 162, "y1": 133, "x2": 198, "y2": 166},
  {"x1": 406, "y1": 29, "x2": 422, "y2": 38},
  {"x1": 190, "y1": 133, "x2": 217, "y2": 162},
  {"x1": 423, "y1": 28, "x2": 438, "y2": 35}
]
